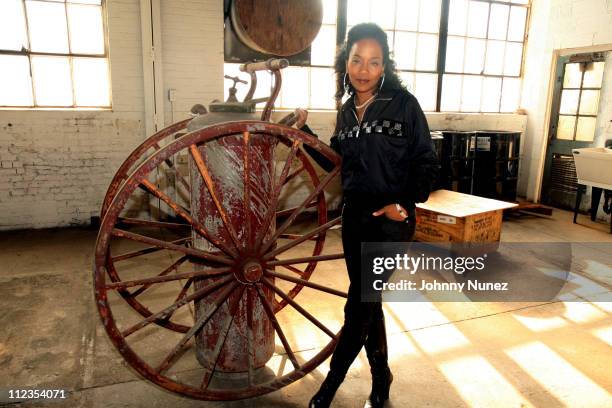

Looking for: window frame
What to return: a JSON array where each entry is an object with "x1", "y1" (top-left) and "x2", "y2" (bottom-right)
[
  {"x1": 303, "y1": 0, "x2": 530, "y2": 112},
  {"x1": 0, "y1": 0, "x2": 111, "y2": 109},
  {"x1": 553, "y1": 59, "x2": 605, "y2": 142}
]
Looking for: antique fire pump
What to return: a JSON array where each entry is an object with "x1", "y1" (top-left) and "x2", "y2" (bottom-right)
[{"x1": 93, "y1": 59, "x2": 346, "y2": 400}]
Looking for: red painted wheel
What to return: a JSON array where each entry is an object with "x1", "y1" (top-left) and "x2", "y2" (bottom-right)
[{"x1": 94, "y1": 121, "x2": 347, "y2": 399}]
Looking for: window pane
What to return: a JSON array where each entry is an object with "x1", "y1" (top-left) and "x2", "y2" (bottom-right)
[
  {"x1": 445, "y1": 36, "x2": 465, "y2": 73},
  {"x1": 279, "y1": 67, "x2": 309, "y2": 108},
  {"x1": 481, "y1": 76, "x2": 502, "y2": 112},
  {"x1": 504, "y1": 42, "x2": 523, "y2": 76},
  {"x1": 31, "y1": 56, "x2": 73, "y2": 106},
  {"x1": 68, "y1": 4, "x2": 105, "y2": 54},
  {"x1": 26, "y1": 0, "x2": 69, "y2": 53},
  {"x1": 488, "y1": 4, "x2": 509, "y2": 40},
  {"x1": 371, "y1": 0, "x2": 396, "y2": 29},
  {"x1": 467, "y1": 0, "x2": 489, "y2": 38},
  {"x1": 414, "y1": 73, "x2": 437, "y2": 112},
  {"x1": 0, "y1": 0, "x2": 28, "y2": 51},
  {"x1": 252, "y1": 70, "x2": 273, "y2": 100},
  {"x1": 461, "y1": 75, "x2": 482, "y2": 112},
  {"x1": 399, "y1": 71, "x2": 415, "y2": 93},
  {"x1": 419, "y1": 0, "x2": 441, "y2": 33},
  {"x1": 68, "y1": 0, "x2": 102, "y2": 4},
  {"x1": 310, "y1": 67, "x2": 336, "y2": 109},
  {"x1": 464, "y1": 38, "x2": 485, "y2": 74},
  {"x1": 559, "y1": 89, "x2": 579, "y2": 114},
  {"x1": 311, "y1": 25, "x2": 336, "y2": 66},
  {"x1": 576, "y1": 117, "x2": 596, "y2": 142},
  {"x1": 507, "y1": 6, "x2": 527, "y2": 41},
  {"x1": 321, "y1": 0, "x2": 337, "y2": 25},
  {"x1": 484, "y1": 40, "x2": 505, "y2": 75},
  {"x1": 73, "y1": 57, "x2": 110, "y2": 106},
  {"x1": 448, "y1": 0, "x2": 468, "y2": 36},
  {"x1": 511, "y1": 0, "x2": 529, "y2": 4},
  {"x1": 563, "y1": 63, "x2": 582, "y2": 88},
  {"x1": 441, "y1": 74, "x2": 462, "y2": 111},
  {"x1": 500, "y1": 77, "x2": 520, "y2": 112},
  {"x1": 394, "y1": 32, "x2": 417, "y2": 70},
  {"x1": 0, "y1": 55, "x2": 33, "y2": 106},
  {"x1": 415, "y1": 33, "x2": 438, "y2": 71},
  {"x1": 578, "y1": 90, "x2": 600, "y2": 115},
  {"x1": 395, "y1": 0, "x2": 418, "y2": 31},
  {"x1": 583, "y1": 61, "x2": 605, "y2": 88},
  {"x1": 347, "y1": 0, "x2": 369, "y2": 26},
  {"x1": 556, "y1": 115, "x2": 575, "y2": 140}
]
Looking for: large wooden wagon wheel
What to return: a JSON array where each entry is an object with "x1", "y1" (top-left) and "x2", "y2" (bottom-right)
[{"x1": 94, "y1": 121, "x2": 347, "y2": 399}]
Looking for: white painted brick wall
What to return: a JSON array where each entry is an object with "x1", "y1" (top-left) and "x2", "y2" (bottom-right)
[{"x1": 0, "y1": 0, "x2": 223, "y2": 230}]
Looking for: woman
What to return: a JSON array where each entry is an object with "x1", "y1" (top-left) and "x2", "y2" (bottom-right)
[{"x1": 296, "y1": 23, "x2": 438, "y2": 408}]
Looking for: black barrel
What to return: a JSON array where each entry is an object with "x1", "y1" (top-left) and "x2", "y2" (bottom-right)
[
  {"x1": 439, "y1": 131, "x2": 476, "y2": 194},
  {"x1": 431, "y1": 131, "x2": 444, "y2": 190},
  {"x1": 473, "y1": 131, "x2": 521, "y2": 201}
]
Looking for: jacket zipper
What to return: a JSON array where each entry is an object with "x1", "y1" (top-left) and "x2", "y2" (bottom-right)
[{"x1": 350, "y1": 97, "x2": 392, "y2": 137}]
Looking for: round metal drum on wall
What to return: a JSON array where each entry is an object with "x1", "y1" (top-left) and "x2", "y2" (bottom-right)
[{"x1": 230, "y1": 0, "x2": 323, "y2": 56}]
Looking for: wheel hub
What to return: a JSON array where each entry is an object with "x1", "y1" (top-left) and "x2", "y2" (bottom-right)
[{"x1": 241, "y1": 260, "x2": 263, "y2": 283}]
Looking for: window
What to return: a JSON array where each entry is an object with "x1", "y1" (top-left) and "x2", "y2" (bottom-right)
[
  {"x1": 441, "y1": 0, "x2": 528, "y2": 112},
  {"x1": 556, "y1": 61, "x2": 605, "y2": 142},
  {"x1": 348, "y1": 0, "x2": 442, "y2": 112},
  {"x1": 223, "y1": 0, "x2": 530, "y2": 113},
  {"x1": 0, "y1": 0, "x2": 110, "y2": 108}
]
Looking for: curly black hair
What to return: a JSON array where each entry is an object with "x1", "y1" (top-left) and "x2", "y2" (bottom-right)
[{"x1": 334, "y1": 23, "x2": 404, "y2": 101}]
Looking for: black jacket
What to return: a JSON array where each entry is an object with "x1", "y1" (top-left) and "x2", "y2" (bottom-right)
[{"x1": 302, "y1": 88, "x2": 439, "y2": 213}]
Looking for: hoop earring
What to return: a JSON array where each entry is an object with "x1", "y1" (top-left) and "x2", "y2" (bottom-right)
[
  {"x1": 344, "y1": 72, "x2": 351, "y2": 94},
  {"x1": 379, "y1": 74, "x2": 385, "y2": 91}
]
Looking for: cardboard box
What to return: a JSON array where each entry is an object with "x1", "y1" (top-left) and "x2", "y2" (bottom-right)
[{"x1": 415, "y1": 190, "x2": 517, "y2": 246}]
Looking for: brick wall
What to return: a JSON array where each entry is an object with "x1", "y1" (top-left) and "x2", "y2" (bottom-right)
[{"x1": 0, "y1": 0, "x2": 223, "y2": 230}]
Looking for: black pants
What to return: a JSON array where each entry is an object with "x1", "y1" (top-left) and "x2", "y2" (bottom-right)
[{"x1": 329, "y1": 198, "x2": 415, "y2": 377}]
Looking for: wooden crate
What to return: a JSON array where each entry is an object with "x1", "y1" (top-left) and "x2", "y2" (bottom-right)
[{"x1": 415, "y1": 190, "x2": 517, "y2": 244}]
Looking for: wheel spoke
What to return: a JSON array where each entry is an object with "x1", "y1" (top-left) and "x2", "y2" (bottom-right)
[
  {"x1": 282, "y1": 164, "x2": 305, "y2": 186},
  {"x1": 201, "y1": 286, "x2": 246, "y2": 389},
  {"x1": 260, "y1": 165, "x2": 340, "y2": 254},
  {"x1": 254, "y1": 284, "x2": 300, "y2": 370},
  {"x1": 253, "y1": 139, "x2": 301, "y2": 252},
  {"x1": 106, "y1": 266, "x2": 231, "y2": 291},
  {"x1": 160, "y1": 277, "x2": 195, "y2": 323},
  {"x1": 111, "y1": 228, "x2": 233, "y2": 265},
  {"x1": 264, "y1": 269, "x2": 347, "y2": 298},
  {"x1": 156, "y1": 281, "x2": 239, "y2": 374},
  {"x1": 139, "y1": 179, "x2": 238, "y2": 258},
  {"x1": 280, "y1": 264, "x2": 305, "y2": 277},
  {"x1": 128, "y1": 256, "x2": 188, "y2": 297},
  {"x1": 262, "y1": 277, "x2": 336, "y2": 339},
  {"x1": 264, "y1": 216, "x2": 341, "y2": 260},
  {"x1": 246, "y1": 287, "x2": 255, "y2": 386},
  {"x1": 189, "y1": 145, "x2": 242, "y2": 253},
  {"x1": 266, "y1": 253, "x2": 345, "y2": 266},
  {"x1": 121, "y1": 275, "x2": 234, "y2": 338},
  {"x1": 118, "y1": 217, "x2": 190, "y2": 230},
  {"x1": 243, "y1": 132, "x2": 252, "y2": 250},
  {"x1": 111, "y1": 237, "x2": 190, "y2": 262},
  {"x1": 275, "y1": 200, "x2": 318, "y2": 218}
]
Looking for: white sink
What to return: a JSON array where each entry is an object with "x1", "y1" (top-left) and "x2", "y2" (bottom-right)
[{"x1": 572, "y1": 147, "x2": 612, "y2": 189}]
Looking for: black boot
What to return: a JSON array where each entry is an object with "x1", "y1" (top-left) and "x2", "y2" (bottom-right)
[
  {"x1": 309, "y1": 371, "x2": 344, "y2": 408},
  {"x1": 364, "y1": 310, "x2": 392, "y2": 408},
  {"x1": 364, "y1": 366, "x2": 393, "y2": 408}
]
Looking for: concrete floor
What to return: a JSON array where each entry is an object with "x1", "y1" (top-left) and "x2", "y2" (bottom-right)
[{"x1": 0, "y1": 208, "x2": 611, "y2": 407}]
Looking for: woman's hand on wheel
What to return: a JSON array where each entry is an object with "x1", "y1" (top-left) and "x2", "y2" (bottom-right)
[
  {"x1": 372, "y1": 204, "x2": 408, "y2": 222},
  {"x1": 295, "y1": 108, "x2": 308, "y2": 128}
]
